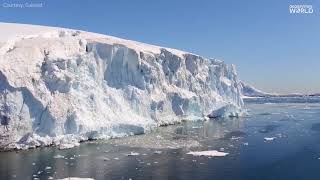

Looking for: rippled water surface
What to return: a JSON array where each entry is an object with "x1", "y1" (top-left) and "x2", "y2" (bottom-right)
[{"x1": 1, "y1": 97, "x2": 320, "y2": 180}]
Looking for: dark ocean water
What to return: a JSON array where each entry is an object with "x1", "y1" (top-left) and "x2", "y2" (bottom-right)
[{"x1": 0, "y1": 97, "x2": 320, "y2": 180}]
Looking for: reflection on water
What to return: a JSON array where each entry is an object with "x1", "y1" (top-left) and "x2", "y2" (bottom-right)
[{"x1": 1, "y1": 97, "x2": 320, "y2": 180}]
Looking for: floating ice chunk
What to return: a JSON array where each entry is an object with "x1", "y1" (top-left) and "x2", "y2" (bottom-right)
[
  {"x1": 127, "y1": 152, "x2": 140, "y2": 156},
  {"x1": 58, "y1": 143, "x2": 80, "y2": 150},
  {"x1": 53, "y1": 154, "x2": 65, "y2": 159},
  {"x1": 187, "y1": 150, "x2": 229, "y2": 157},
  {"x1": 102, "y1": 157, "x2": 110, "y2": 161},
  {"x1": 153, "y1": 151, "x2": 162, "y2": 154},
  {"x1": 264, "y1": 137, "x2": 276, "y2": 141},
  {"x1": 208, "y1": 104, "x2": 243, "y2": 118},
  {"x1": 57, "y1": 178, "x2": 95, "y2": 180},
  {"x1": 231, "y1": 136, "x2": 241, "y2": 140},
  {"x1": 45, "y1": 166, "x2": 52, "y2": 170},
  {"x1": 243, "y1": 142, "x2": 249, "y2": 146}
]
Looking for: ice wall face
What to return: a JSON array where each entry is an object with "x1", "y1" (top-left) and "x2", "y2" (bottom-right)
[{"x1": 0, "y1": 25, "x2": 243, "y2": 149}]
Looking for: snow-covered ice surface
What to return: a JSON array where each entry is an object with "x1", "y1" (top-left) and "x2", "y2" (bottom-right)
[{"x1": 0, "y1": 23, "x2": 243, "y2": 150}]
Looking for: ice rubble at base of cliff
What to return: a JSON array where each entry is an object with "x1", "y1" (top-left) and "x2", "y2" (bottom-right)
[{"x1": 0, "y1": 23, "x2": 243, "y2": 150}]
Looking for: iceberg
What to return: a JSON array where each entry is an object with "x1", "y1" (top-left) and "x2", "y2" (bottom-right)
[
  {"x1": 0, "y1": 23, "x2": 243, "y2": 150},
  {"x1": 239, "y1": 81, "x2": 273, "y2": 97}
]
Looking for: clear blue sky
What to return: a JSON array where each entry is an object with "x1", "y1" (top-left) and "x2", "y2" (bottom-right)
[{"x1": 0, "y1": 0, "x2": 319, "y2": 94}]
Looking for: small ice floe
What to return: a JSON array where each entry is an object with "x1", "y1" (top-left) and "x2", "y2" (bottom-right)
[
  {"x1": 103, "y1": 157, "x2": 110, "y2": 161},
  {"x1": 45, "y1": 166, "x2": 52, "y2": 170},
  {"x1": 53, "y1": 154, "x2": 65, "y2": 159},
  {"x1": 153, "y1": 150, "x2": 162, "y2": 154},
  {"x1": 187, "y1": 150, "x2": 229, "y2": 157},
  {"x1": 48, "y1": 177, "x2": 54, "y2": 180},
  {"x1": 59, "y1": 143, "x2": 79, "y2": 150},
  {"x1": 32, "y1": 162, "x2": 36, "y2": 165},
  {"x1": 276, "y1": 133, "x2": 285, "y2": 138},
  {"x1": 127, "y1": 152, "x2": 140, "y2": 156},
  {"x1": 231, "y1": 136, "x2": 241, "y2": 140},
  {"x1": 264, "y1": 137, "x2": 276, "y2": 141},
  {"x1": 113, "y1": 157, "x2": 119, "y2": 160},
  {"x1": 243, "y1": 142, "x2": 249, "y2": 146},
  {"x1": 219, "y1": 148, "x2": 225, "y2": 151},
  {"x1": 78, "y1": 154, "x2": 88, "y2": 157},
  {"x1": 57, "y1": 178, "x2": 95, "y2": 180}
]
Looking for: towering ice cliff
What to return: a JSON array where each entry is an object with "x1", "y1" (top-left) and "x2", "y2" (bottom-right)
[{"x1": 0, "y1": 23, "x2": 243, "y2": 150}]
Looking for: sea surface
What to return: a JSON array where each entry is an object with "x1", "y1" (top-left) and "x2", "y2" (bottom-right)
[{"x1": 0, "y1": 97, "x2": 320, "y2": 180}]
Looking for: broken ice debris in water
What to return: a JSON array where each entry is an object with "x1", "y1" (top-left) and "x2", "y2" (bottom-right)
[{"x1": 187, "y1": 150, "x2": 229, "y2": 157}]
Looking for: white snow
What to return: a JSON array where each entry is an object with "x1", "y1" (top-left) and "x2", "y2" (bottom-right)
[
  {"x1": 187, "y1": 150, "x2": 229, "y2": 157},
  {"x1": 0, "y1": 23, "x2": 243, "y2": 150}
]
